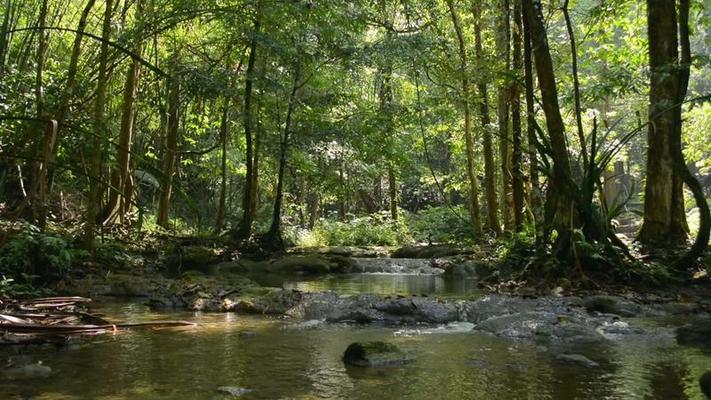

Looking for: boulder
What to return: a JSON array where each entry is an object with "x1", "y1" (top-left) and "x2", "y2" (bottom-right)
[
  {"x1": 2, "y1": 362, "x2": 52, "y2": 380},
  {"x1": 343, "y1": 341, "x2": 410, "y2": 367},
  {"x1": 271, "y1": 255, "x2": 335, "y2": 274},
  {"x1": 583, "y1": 295, "x2": 641, "y2": 317},
  {"x1": 166, "y1": 245, "x2": 218, "y2": 274},
  {"x1": 700, "y1": 371, "x2": 711, "y2": 399},
  {"x1": 677, "y1": 317, "x2": 711, "y2": 349}
]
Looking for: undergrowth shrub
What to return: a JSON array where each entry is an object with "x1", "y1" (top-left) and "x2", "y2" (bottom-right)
[
  {"x1": 305, "y1": 211, "x2": 411, "y2": 246},
  {"x1": 0, "y1": 224, "x2": 80, "y2": 284},
  {"x1": 407, "y1": 205, "x2": 475, "y2": 243}
]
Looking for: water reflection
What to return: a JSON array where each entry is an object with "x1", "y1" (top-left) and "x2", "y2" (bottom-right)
[
  {"x1": 254, "y1": 273, "x2": 481, "y2": 298},
  {"x1": 1, "y1": 305, "x2": 710, "y2": 399}
]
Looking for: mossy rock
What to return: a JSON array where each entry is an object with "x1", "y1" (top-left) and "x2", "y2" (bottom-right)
[
  {"x1": 343, "y1": 341, "x2": 410, "y2": 367},
  {"x1": 271, "y1": 255, "x2": 335, "y2": 274},
  {"x1": 392, "y1": 245, "x2": 470, "y2": 259},
  {"x1": 166, "y1": 245, "x2": 218, "y2": 274},
  {"x1": 583, "y1": 296, "x2": 640, "y2": 317}
]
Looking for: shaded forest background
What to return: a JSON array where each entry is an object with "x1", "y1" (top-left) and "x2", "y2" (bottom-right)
[{"x1": 0, "y1": 0, "x2": 710, "y2": 288}]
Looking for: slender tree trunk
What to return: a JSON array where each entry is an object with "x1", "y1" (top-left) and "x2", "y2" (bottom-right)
[
  {"x1": 446, "y1": 0, "x2": 482, "y2": 236},
  {"x1": 562, "y1": 0, "x2": 587, "y2": 169},
  {"x1": 103, "y1": 0, "x2": 144, "y2": 226},
  {"x1": 156, "y1": 55, "x2": 181, "y2": 228},
  {"x1": 666, "y1": 0, "x2": 709, "y2": 266},
  {"x1": 388, "y1": 163, "x2": 398, "y2": 220},
  {"x1": 0, "y1": 0, "x2": 12, "y2": 81},
  {"x1": 31, "y1": 0, "x2": 95, "y2": 228},
  {"x1": 235, "y1": 19, "x2": 259, "y2": 240},
  {"x1": 24, "y1": 0, "x2": 49, "y2": 226},
  {"x1": 215, "y1": 99, "x2": 230, "y2": 232},
  {"x1": 497, "y1": 0, "x2": 513, "y2": 232},
  {"x1": 522, "y1": 0, "x2": 542, "y2": 246},
  {"x1": 523, "y1": 0, "x2": 577, "y2": 258},
  {"x1": 511, "y1": 0, "x2": 524, "y2": 231},
  {"x1": 639, "y1": 0, "x2": 688, "y2": 246},
  {"x1": 85, "y1": 0, "x2": 113, "y2": 251},
  {"x1": 265, "y1": 67, "x2": 300, "y2": 250},
  {"x1": 473, "y1": 2, "x2": 501, "y2": 235}
]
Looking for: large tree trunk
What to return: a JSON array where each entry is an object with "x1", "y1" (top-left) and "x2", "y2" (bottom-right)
[
  {"x1": 235, "y1": 19, "x2": 259, "y2": 241},
  {"x1": 497, "y1": 0, "x2": 514, "y2": 232},
  {"x1": 473, "y1": 2, "x2": 501, "y2": 236},
  {"x1": 523, "y1": 0, "x2": 577, "y2": 258},
  {"x1": 103, "y1": 0, "x2": 144, "y2": 226},
  {"x1": 638, "y1": 0, "x2": 689, "y2": 246},
  {"x1": 446, "y1": 0, "x2": 482, "y2": 236},
  {"x1": 521, "y1": 0, "x2": 542, "y2": 246},
  {"x1": 85, "y1": 0, "x2": 113, "y2": 252},
  {"x1": 156, "y1": 56, "x2": 181, "y2": 228},
  {"x1": 511, "y1": 0, "x2": 524, "y2": 231}
]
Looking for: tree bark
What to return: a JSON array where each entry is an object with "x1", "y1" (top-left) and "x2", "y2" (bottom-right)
[
  {"x1": 521, "y1": 0, "x2": 542, "y2": 246},
  {"x1": 156, "y1": 54, "x2": 181, "y2": 228},
  {"x1": 522, "y1": 0, "x2": 577, "y2": 258},
  {"x1": 103, "y1": 0, "x2": 144, "y2": 226},
  {"x1": 473, "y1": 1, "x2": 501, "y2": 235},
  {"x1": 562, "y1": 0, "x2": 587, "y2": 169},
  {"x1": 85, "y1": 0, "x2": 113, "y2": 252},
  {"x1": 215, "y1": 99, "x2": 230, "y2": 233},
  {"x1": 30, "y1": 0, "x2": 95, "y2": 229},
  {"x1": 669, "y1": 0, "x2": 710, "y2": 266},
  {"x1": 497, "y1": 0, "x2": 514, "y2": 232},
  {"x1": 235, "y1": 19, "x2": 259, "y2": 240},
  {"x1": 446, "y1": 0, "x2": 483, "y2": 236},
  {"x1": 264, "y1": 67, "x2": 300, "y2": 251},
  {"x1": 511, "y1": 0, "x2": 524, "y2": 231},
  {"x1": 639, "y1": 0, "x2": 688, "y2": 246}
]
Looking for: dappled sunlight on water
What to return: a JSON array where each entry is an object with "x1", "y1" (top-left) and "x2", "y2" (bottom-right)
[{"x1": 1, "y1": 300, "x2": 710, "y2": 399}]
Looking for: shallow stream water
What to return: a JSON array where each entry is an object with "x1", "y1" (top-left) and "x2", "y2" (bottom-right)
[{"x1": 2, "y1": 274, "x2": 710, "y2": 399}]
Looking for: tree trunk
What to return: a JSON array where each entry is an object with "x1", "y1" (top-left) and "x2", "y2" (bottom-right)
[
  {"x1": 639, "y1": 0, "x2": 689, "y2": 246},
  {"x1": 668, "y1": 0, "x2": 710, "y2": 266},
  {"x1": 264, "y1": 68, "x2": 300, "y2": 251},
  {"x1": 522, "y1": 0, "x2": 577, "y2": 258},
  {"x1": 473, "y1": 1, "x2": 501, "y2": 236},
  {"x1": 103, "y1": 0, "x2": 144, "y2": 226},
  {"x1": 446, "y1": 0, "x2": 482, "y2": 236},
  {"x1": 156, "y1": 56, "x2": 181, "y2": 228},
  {"x1": 215, "y1": 99, "x2": 230, "y2": 233},
  {"x1": 562, "y1": 0, "x2": 587, "y2": 169},
  {"x1": 0, "y1": 0, "x2": 12, "y2": 81},
  {"x1": 85, "y1": 0, "x2": 113, "y2": 252},
  {"x1": 30, "y1": 0, "x2": 95, "y2": 229},
  {"x1": 388, "y1": 163, "x2": 398, "y2": 221},
  {"x1": 521, "y1": 0, "x2": 542, "y2": 246},
  {"x1": 235, "y1": 19, "x2": 259, "y2": 240},
  {"x1": 511, "y1": 0, "x2": 524, "y2": 231},
  {"x1": 497, "y1": 0, "x2": 514, "y2": 232}
]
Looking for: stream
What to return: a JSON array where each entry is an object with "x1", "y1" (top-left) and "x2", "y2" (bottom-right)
[{"x1": 2, "y1": 272, "x2": 710, "y2": 399}]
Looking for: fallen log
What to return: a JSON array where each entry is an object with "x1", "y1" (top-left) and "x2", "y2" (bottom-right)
[{"x1": 1, "y1": 320, "x2": 197, "y2": 334}]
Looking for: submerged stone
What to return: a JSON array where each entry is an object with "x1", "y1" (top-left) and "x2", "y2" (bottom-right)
[
  {"x1": 343, "y1": 341, "x2": 410, "y2": 367},
  {"x1": 556, "y1": 354, "x2": 600, "y2": 368},
  {"x1": 700, "y1": 371, "x2": 711, "y2": 399},
  {"x1": 217, "y1": 386, "x2": 254, "y2": 397},
  {"x1": 677, "y1": 317, "x2": 711, "y2": 349},
  {"x1": 2, "y1": 362, "x2": 52, "y2": 380}
]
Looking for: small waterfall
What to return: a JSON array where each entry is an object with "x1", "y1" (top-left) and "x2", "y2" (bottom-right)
[{"x1": 349, "y1": 258, "x2": 444, "y2": 275}]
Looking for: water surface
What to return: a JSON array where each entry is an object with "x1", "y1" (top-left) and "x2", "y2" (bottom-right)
[{"x1": 1, "y1": 302, "x2": 710, "y2": 399}]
